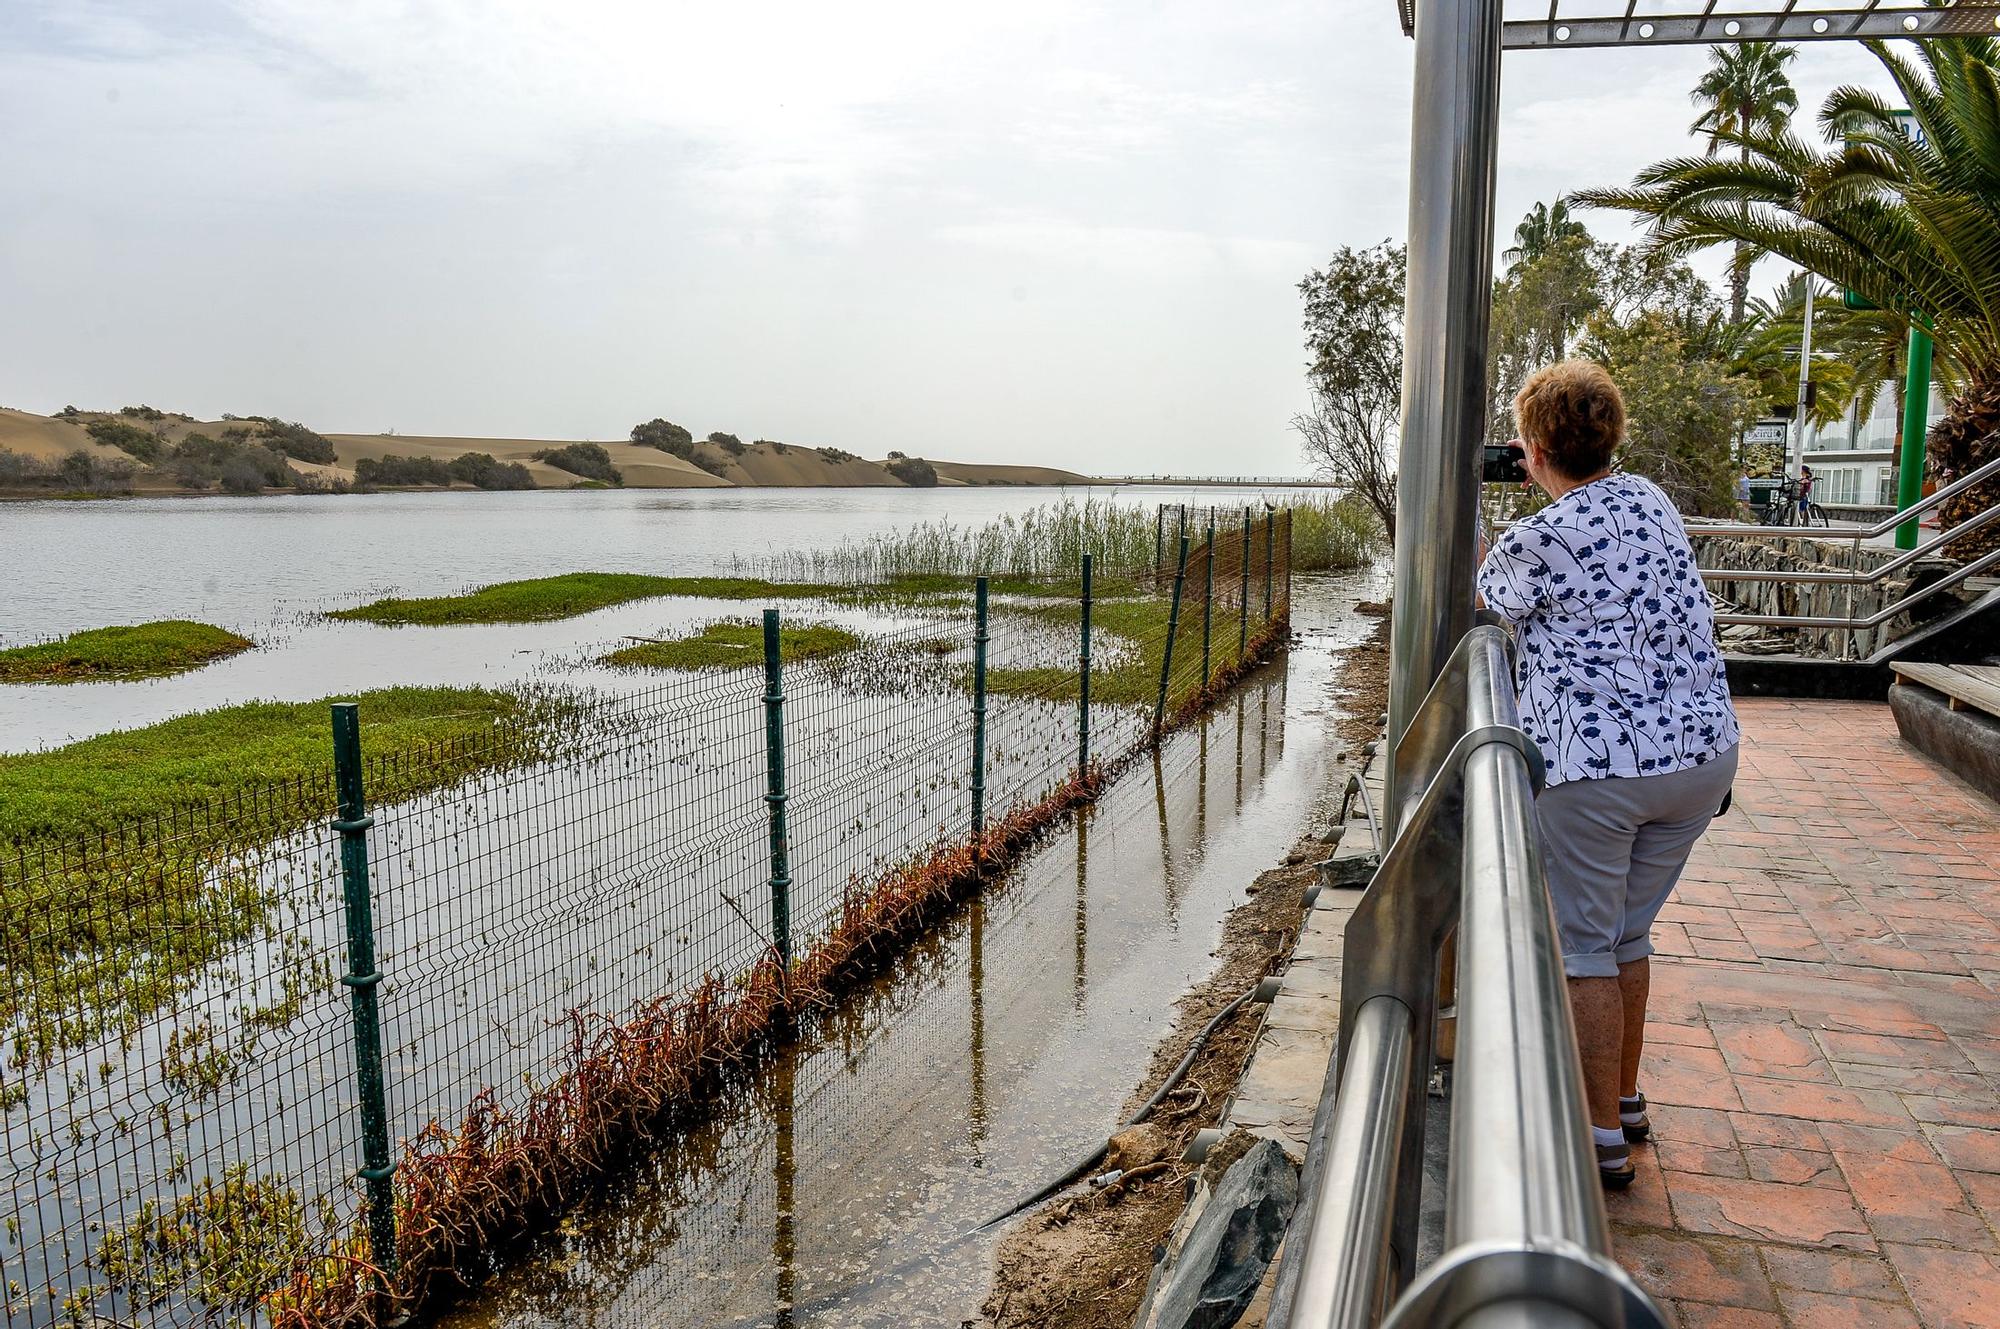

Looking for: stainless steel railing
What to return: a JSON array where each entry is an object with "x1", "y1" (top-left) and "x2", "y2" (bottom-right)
[
  {"x1": 1265, "y1": 624, "x2": 1665, "y2": 1329},
  {"x1": 1690, "y1": 450, "x2": 2000, "y2": 655}
]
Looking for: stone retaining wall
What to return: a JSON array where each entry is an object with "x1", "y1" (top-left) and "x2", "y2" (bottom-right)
[{"x1": 1691, "y1": 533, "x2": 1919, "y2": 659}]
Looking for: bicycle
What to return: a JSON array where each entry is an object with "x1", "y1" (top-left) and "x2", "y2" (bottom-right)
[{"x1": 1761, "y1": 476, "x2": 1830, "y2": 528}]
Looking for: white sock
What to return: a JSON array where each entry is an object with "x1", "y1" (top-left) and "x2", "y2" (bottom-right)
[{"x1": 1593, "y1": 1125, "x2": 1625, "y2": 1148}]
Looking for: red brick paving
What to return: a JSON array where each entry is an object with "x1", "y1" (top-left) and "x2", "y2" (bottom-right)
[{"x1": 1609, "y1": 698, "x2": 2000, "y2": 1329}]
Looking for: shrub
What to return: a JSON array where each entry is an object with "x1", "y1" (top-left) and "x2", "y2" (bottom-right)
[
  {"x1": 532, "y1": 443, "x2": 622, "y2": 486},
  {"x1": 706, "y1": 431, "x2": 743, "y2": 449},
  {"x1": 240, "y1": 416, "x2": 336, "y2": 464},
  {"x1": 0, "y1": 448, "x2": 133, "y2": 494},
  {"x1": 448, "y1": 452, "x2": 536, "y2": 490},
  {"x1": 886, "y1": 450, "x2": 907, "y2": 460},
  {"x1": 715, "y1": 436, "x2": 747, "y2": 457},
  {"x1": 816, "y1": 447, "x2": 860, "y2": 464},
  {"x1": 219, "y1": 457, "x2": 272, "y2": 494},
  {"x1": 354, "y1": 454, "x2": 453, "y2": 487},
  {"x1": 86, "y1": 418, "x2": 163, "y2": 462},
  {"x1": 631, "y1": 419, "x2": 694, "y2": 458},
  {"x1": 172, "y1": 434, "x2": 295, "y2": 491},
  {"x1": 690, "y1": 452, "x2": 734, "y2": 478},
  {"x1": 885, "y1": 455, "x2": 938, "y2": 487},
  {"x1": 119, "y1": 404, "x2": 175, "y2": 422}
]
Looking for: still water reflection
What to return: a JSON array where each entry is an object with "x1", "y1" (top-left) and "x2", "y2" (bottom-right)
[{"x1": 437, "y1": 571, "x2": 1382, "y2": 1329}]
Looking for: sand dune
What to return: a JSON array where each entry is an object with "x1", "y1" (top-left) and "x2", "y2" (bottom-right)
[
  {"x1": 325, "y1": 434, "x2": 732, "y2": 489},
  {"x1": 0, "y1": 406, "x2": 1095, "y2": 494}
]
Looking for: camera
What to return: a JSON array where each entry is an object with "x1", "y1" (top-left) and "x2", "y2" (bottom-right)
[{"x1": 1481, "y1": 441, "x2": 1528, "y2": 485}]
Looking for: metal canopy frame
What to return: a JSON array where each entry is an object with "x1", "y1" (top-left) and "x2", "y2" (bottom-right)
[{"x1": 1398, "y1": 0, "x2": 2000, "y2": 48}]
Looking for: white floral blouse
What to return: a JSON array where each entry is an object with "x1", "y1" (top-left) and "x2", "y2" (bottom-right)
[{"x1": 1476, "y1": 473, "x2": 1739, "y2": 786}]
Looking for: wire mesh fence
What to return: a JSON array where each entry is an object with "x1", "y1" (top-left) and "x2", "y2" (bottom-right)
[{"x1": 0, "y1": 514, "x2": 1293, "y2": 1329}]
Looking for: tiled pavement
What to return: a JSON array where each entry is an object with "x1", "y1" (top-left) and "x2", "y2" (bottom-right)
[{"x1": 1609, "y1": 697, "x2": 2000, "y2": 1329}]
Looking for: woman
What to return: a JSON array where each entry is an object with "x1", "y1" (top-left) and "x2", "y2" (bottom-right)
[{"x1": 1476, "y1": 360, "x2": 1740, "y2": 1189}]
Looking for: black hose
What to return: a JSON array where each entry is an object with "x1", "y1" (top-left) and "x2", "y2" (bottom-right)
[{"x1": 970, "y1": 979, "x2": 1262, "y2": 1231}]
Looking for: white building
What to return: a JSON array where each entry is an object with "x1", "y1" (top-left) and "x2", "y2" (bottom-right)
[{"x1": 1801, "y1": 380, "x2": 1948, "y2": 508}]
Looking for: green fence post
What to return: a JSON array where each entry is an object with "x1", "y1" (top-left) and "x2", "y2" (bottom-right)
[
  {"x1": 1238, "y1": 508, "x2": 1252, "y2": 659},
  {"x1": 1263, "y1": 509, "x2": 1274, "y2": 625},
  {"x1": 330, "y1": 702, "x2": 397, "y2": 1284},
  {"x1": 1200, "y1": 514, "x2": 1215, "y2": 686},
  {"x1": 1078, "y1": 554, "x2": 1093, "y2": 777},
  {"x1": 1153, "y1": 534, "x2": 1191, "y2": 738},
  {"x1": 1896, "y1": 324, "x2": 1935, "y2": 551},
  {"x1": 761, "y1": 609, "x2": 793, "y2": 968},
  {"x1": 972, "y1": 576, "x2": 989, "y2": 860}
]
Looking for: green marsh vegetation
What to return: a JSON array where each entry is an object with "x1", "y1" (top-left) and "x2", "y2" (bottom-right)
[
  {"x1": 1, "y1": 686, "x2": 580, "y2": 1065},
  {"x1": 0, "y1": 621, "x2": 253, "y2": 684},
  {"x1": 603, "y1": 621, "x2": 864, "y2": 671},
  {"x1": 94, "y1": 1163, "x2": 327, "y2": 1320},
  {"x1": 330, "y1": 571, "x2": 848, "y2": 626}
]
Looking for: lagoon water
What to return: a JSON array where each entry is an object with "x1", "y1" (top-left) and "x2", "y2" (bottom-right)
[
  {"x1": 0, "y1": 485, "x2": 1320, "y2": 751},
  {"x1": 0, "y1": 486, "x2": 1319, "y2": 642}
]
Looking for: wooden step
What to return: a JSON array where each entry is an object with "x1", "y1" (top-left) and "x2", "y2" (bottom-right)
[{"x1": 1891, "y1": 662, "x2": 2000, "y2": 720}]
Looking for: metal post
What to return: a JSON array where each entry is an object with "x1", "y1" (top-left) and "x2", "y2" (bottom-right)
[
  {"x1": 1897, "y1": 324, "x2": 1934, "y2": 550},
  {"x1": 1263, "y1": 509, "x2": 1275, "y2": 624},
  {"x1": 1238, "y1": 508, "x2": 1252, "y2": 659},
  {"x1": 1384, "y1": 0, "x2": 1504, "y2": 824},
  {"x1": 972, "y1": 576, "x2": 989, "y2": 855},
  {"x1": 1154, "y1": 534, "x2": 1191, "y2": 737},
  {"x1": 1201, "y1": 515, "x2": 1216, "y2": 685},
  {"x1": 1789, "y1": 281, "x2": 1816, "y2": 482},
  {"x1": 330, "y1": 702, "x2": 396, "y2": 1281},
  {"x1": 1282, "y1": 508, "x2": 1294, "y2": 614},
  {"x1": 761, "y1": 609, "x2": 793, "y2": 968},
  {"x1": 1079, "y1": 554, "x2": 1093, "y2": 775}
]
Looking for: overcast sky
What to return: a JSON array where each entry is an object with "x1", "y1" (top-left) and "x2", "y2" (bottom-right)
[{"x1": 0, "y1": 2, "x2": 1897, "y2": 474}]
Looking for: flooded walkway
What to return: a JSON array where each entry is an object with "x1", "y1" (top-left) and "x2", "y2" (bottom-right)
[
  {"x1": 436, "y1": 572, "x2": 1385, "y2": 1329},
  {"x1": 1608, "y1": 697, "x2": 2000, "y2": 1329}
]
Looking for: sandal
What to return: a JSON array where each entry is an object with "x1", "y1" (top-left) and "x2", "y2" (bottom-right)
[
  {"x1": 1620, "y1": 1093, "x2": 1651, "y2": 1143},
  {"x1": 1598, "y1": 1139, "x2": 1635, "y2": 1190}
]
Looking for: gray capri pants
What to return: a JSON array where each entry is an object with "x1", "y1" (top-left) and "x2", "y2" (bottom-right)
[{"x1": 1536, "y1": 745, "x2": 1740, "y2": 979}]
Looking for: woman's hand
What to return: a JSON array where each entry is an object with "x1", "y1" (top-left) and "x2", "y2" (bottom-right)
[{"x1": 1514, "y1": 436, "x2": 1555, "y2": 499}]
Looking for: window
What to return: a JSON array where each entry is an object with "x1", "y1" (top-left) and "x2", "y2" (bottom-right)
[
  {"x1": 1815, "y1": 466, "x2": 1861, "y2": 505},
  {"x1": 1876, "y1": 467, "x2": 1896, "y2": 505}
]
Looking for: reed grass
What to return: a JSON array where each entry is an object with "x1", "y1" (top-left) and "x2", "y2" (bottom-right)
[
  {"x1": 744, "y1": 497, "x2": 1162, "y2": 583},
  {"x1": 0, "y1": 621, "x2": 252, "y2": 684},
  {"x1": 743, "y1": 494, "x2": 1378, "y2": 586}
]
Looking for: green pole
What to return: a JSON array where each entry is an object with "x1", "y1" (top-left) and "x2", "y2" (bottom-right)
[
  {"x1": 330, "y1": 702, "x2": 396, "y2": 1283},
  {"x1": 761, "y1": 609, "x2": 792, "y2": 967},
  {"x1": 1078, "y1": 554, "x2": 1093, "y2": 776},
  {"x1": 1238, "y1": 509, "x2": 1251, "y2": 660},
  {"x1": 972, "y1": 576, "x2": 989, "y2": 857},
  {"x1": 1153, "y1": 534, "x2": 1191, "y2": 738},
  {"x1": 1200, "y1": 514, "x2": 1215, "y2": 686},
  {"x1": 1263, "y1": 510, "x2": 1274, "y2": 624},
  {"x1": 1896, "y1": 324, "x2": 1934, "y2": 551}
]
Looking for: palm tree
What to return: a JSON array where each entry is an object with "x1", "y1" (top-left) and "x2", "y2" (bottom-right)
[
  {"x1": 1687, "y1": 42, "x2": 1801, "y2": 322},
  {"x1": 1502, "y1": 197, "x2": 1589, "y2": 272},
  {"x1": 1578, "y1": 37, "x2": 2000, "y2": 549}
]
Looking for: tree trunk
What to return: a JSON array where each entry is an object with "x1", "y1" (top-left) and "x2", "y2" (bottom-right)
[
  {"x1": 1932, "y1": 371, "x2": 2000, "y2": 560},
  {"x1": 1729, "y1": 143, "x2": 1751, "y2": 325}
]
